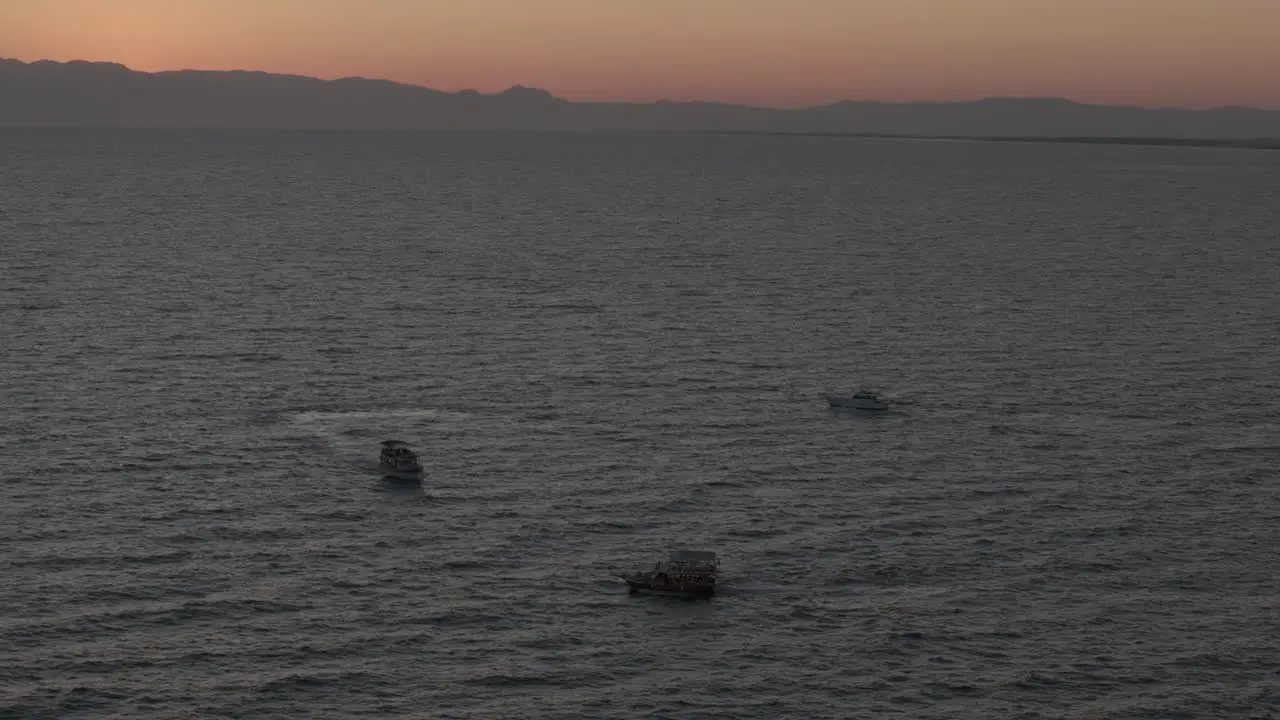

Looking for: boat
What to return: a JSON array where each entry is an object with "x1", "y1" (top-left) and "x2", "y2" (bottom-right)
[
  {"x1": 826, "y1": 388, "x2": 889, "y2": 411},
  {"x1": 618, "y1": 550, "x2": 719, "y2": 598},
  {"x1": 378, "y1": 440, "x2": 423, "y2": 480}
]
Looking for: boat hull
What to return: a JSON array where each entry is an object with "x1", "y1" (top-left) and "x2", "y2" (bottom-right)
[
  {"x1": 826, "y1": 395, "x2": 888, "y2": 411},
  {"x1": 379, "y1": 464, "x2": 423, "y2": 481},
  {"x1": 620, "y1": 576, "x2": 714, "y2": 598}
]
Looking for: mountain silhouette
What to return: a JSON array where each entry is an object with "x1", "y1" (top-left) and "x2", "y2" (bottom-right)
[{"x1": 2, "y1": 58, "x2": 1278, "y2": 141}]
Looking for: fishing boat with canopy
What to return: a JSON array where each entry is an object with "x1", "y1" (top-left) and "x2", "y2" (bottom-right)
[
  {"x1": 618, "y1": 550, "x2": 719, "y2": 598},
  {"x1": 378, "y1": 440, "x2": 423, "y2": 480}
]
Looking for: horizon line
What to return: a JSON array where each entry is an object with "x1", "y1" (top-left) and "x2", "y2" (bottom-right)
[{"x1": 4, "y1": 56, "x2": 1274, "y2": 114}]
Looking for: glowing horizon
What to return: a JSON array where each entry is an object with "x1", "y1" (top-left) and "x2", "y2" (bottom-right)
[{"x1": 3, "y1": 0, "x2": 1278, "y2": 110}]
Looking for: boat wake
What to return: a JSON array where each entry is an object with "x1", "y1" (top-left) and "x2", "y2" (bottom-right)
[
  {"x1": 289, "y1": 408, "x2": 473, "y2": 427},
  {"x1": 278, "y1": 407, "x2": 469, "y2": 470}
]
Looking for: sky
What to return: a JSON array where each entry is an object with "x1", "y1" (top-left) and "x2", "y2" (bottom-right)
[{"x1": 2, "y1": 0, "x2": 1277, "y2": 108}]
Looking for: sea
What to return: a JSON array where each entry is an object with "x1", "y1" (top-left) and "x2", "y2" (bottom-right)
[{"x1": 1, "y1": 129, "x2": 1278, "y2": 719}]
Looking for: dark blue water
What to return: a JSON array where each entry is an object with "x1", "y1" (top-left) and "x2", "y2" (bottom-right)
[{"x1": 2, "y1": 130, "x2": 1278, "y2": 719}]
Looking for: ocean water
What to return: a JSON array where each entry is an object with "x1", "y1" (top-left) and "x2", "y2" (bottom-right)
[{"x1": 1, "y1": 129, "x2": 1278, "y2": 719}]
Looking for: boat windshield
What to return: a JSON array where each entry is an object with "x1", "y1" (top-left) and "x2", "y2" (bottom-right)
[{"x1": 657, "y1": 551, "x2": 718, "y2": 575}]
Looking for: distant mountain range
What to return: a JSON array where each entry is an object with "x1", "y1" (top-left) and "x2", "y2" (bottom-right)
[{"x1": 3, "y1": 58, "x2": 1279, "y2": 141}]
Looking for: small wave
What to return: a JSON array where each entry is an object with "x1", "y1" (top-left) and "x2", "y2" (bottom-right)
[
  {"x1": 460, "y1": 672, "x2": 555, "y2": 688},
  {"x1": 726, "y1": 526, "x2": 789, "y2": 539},
  {"x1": 398, "y1": 609, "x2": 509, "y2": 628},
  {"x1": 512, "y1": 635, "x2": 585, "y2": 650},
  {"x1": 1200, "y1": 442, "x2": 1280, "y2": 455},
  {"x1": 200, "y1": 526, "x2": 299, "y2": 542},
  {"x1": 305, "y1": 509, "x2": 368, "y2": 521},
  {"x1": 255, "y1": 670, "x2": 389, "y2": 694},
  {"x1": 289, "y1": 407, "x2": 473, "y2": 425},
  {"x1": 538, "y1": 302, "x2": 601, "y2": 312},
  {"x1": 18, "y1": 685, "x2": 129, "y2": 715},
  {"x1": 9, "y1": 598, "x2": 310, "y2": 644},
  {"x1": 11, "y1": 554, "x2": 114, "y2": 570},
  {"x1": 701, "y1": 420, "x2": 769, "y2": 430},
  {"x1": 119, "y1": 550, "x2": 194, "y2": 564},
  {"x1": 698, "y1": 356, "x2": 789, "y2": 369},
  {"x1": 962, "y1": 486, "x2": 1032, "y2": 498},
  {"x1": 579, "y1": 519, "x2": 638, "y2": 533}
]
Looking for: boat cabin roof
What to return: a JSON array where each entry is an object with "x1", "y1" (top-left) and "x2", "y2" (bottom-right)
[
  {"x1": 658, "y1": 550, "x2": 718, "y2": 573},
  {"x1": 669, "y1": 550, "x2": 716, "y2": 563}
]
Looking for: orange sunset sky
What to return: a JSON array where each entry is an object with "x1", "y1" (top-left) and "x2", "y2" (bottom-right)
[{"x1": 2, "y1": 0, "x2": 1277, "y2": 108}]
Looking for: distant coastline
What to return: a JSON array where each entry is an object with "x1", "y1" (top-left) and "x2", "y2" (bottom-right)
[
  {"x1": 704, "y1": 130, "x2": 1280, "y2": 151},
  {"x1": 3, "y1": 58, "x2": 1279, "y2": 139}
]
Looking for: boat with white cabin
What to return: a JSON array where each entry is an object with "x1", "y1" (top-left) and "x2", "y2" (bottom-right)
[
  {"x1": 378, "y1": 440, "x2": 423, "y2": 480},
  {"x1": 618, "y1": 550, "x2": 719, "y2": 599},
  {"x1": 826, "y1": 388, "x2": 889, "y2": 411}
]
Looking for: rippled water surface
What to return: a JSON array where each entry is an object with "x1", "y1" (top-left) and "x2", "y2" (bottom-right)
[{"x1": 2, "y1": 130, "x2": 1279, "y2": 719}]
